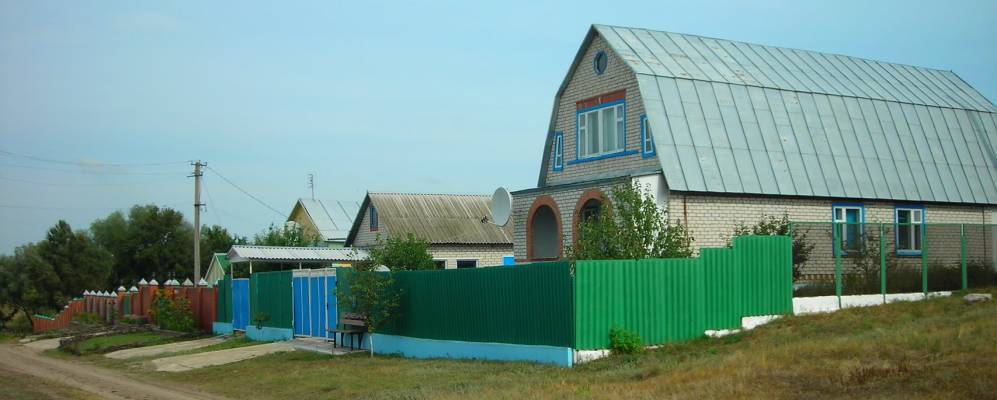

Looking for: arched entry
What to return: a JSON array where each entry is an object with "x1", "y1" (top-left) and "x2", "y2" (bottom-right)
[
  {"x1": 573, "y1": 189, "x2": 606, "y2": 243},
  {"x1": 527, "y1": 196, "x2": 562, "y2": 260}
]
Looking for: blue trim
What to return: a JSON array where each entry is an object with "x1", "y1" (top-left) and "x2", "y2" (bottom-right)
[
  {"x1": 640, "y1": 114, "x2": 656, "y2": 158},
  {"x1": 552, "y1": 131, "x2": 564, "y2": 172},
  {"x1": 894, "y1": 204, "x2": 925, "y2": 256},
  {"x1": 369, "y1": 333, "x2": 574, "y2": 367},
  {"x1": 212, "y1": 322, "x2": 233, "y2": 335},
  {"x1": 575, "y1": 100, "x2": 628, "y2": 162},
  {"x1": 593, "y1": 50, "x2": 607, "y2": 76},
  {"x1": 831, "y1": 203, "x2": 865, "y2": 256},
  {"x1": 369, "y1": 206, "x2": 378, "y2": 231},
  {"x1": 502, "y1": 256, "x2": 515, "y2": 266},
  {"x1": 245, "y1": 326, "x2": 294, "y2": 342},
  {"x1": 567, "y1": 150, "x2": 639, "y2": 165}
]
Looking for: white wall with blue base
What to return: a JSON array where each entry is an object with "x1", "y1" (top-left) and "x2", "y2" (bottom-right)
[{"x1": 368, "y1": 333, "x2": 573, "y2": 367}]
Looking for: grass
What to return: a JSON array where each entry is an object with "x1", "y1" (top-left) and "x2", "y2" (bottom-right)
[
  {"x1": 38, "y1": 289, "x2": 997, "y2": 399},
  {"x1": 68, "y1": 332, "x2": 178, "y2": 355},
  {"x1": 0, "y1": 368, "x2": 95, "y2": 400}
]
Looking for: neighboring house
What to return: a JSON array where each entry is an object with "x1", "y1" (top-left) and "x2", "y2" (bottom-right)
[
  {"x1": 512, "y1": 24, "x2": 997, "y2": 278},
  {"x1": 286, "y1": 198, "x2": 361, "y2": 247},
  {"x1": 345, "y1": 192, "x2": 515, "y2": 268},
  {"x1": 203, "y1": 253, "x2": 231, "y2": 286}
]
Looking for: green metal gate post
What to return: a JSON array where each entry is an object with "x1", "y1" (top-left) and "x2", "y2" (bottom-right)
[
  {"x1": 879, "y1": 223, "x2": 886, "y2": 301},
  {"x1": 921, "y1": 224, "x2": 928, "y2": 296},
  {"x1": 834, "y1": 222, "x2": 842, "y2": 308},
  {"x1": 960, "y1": 224, "x2": 967, "y2": 290}
]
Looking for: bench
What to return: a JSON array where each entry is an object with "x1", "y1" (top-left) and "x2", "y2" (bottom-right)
[{"x1": 330, "y1": 313, "x2": 366, "y2": 350}]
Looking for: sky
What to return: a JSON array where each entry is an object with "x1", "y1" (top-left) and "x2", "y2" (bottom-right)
[{"x1": 1, "y1": 0, "x2": 996, "y2": 254}]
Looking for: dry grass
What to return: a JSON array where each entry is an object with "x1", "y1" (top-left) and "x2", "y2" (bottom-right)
[{"x1": 83, "y1": 288, "x2": 997, "y2": 399}]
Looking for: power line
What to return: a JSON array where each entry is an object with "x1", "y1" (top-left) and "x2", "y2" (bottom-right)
[
  {"x1": 205, "y1": 166, "x2": 285, "y2": 218},
  {"x1": 0, "y1": 175, "x2": 179, "y2": 186},
  {"x1": 202, "y1": 177, "x2": 223, "y2": 227},
  {"x1": 0, "y1": 162, "x2": 185, "y2": 175},
  {"x1": 0, "y1": 149, "x2": 188, "y2": 167}
]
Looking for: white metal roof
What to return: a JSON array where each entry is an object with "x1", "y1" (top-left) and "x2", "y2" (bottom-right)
[{"x1": 227, "y1": 245, "x2": 368, "y2": 263}]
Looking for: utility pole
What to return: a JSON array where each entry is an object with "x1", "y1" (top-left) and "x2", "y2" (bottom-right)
[
  {"x1": 308, "y1": 173, "x2": 315, "y2": 200},
  {"x1": 190, "y1": 161, "x2": 206, "y2": 287}
]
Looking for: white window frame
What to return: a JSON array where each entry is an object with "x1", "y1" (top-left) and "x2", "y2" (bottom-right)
[
  {"x1": 552, "y1": 132, "x2": 564, "y2": 170},
  {"x1": 641, "y1": 115, "x2": 655, "y2": 157},
  {"x1": 578, "y1": 103, "x2": 625, "y2": 159},
  {"x1": 895, "y1": 207, "x2": 924, "y2": 255},
  {"x1": 832, "y1": 205, "x2": 864, "y2": 253}
]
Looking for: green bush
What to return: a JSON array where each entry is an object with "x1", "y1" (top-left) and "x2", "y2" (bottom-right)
[
  {"x1": 148, "y1": 290, "x2": 194, "y2": 332},
  {"x1": 609, "y1": 328, "x2": 643, "y2": 354},
  {"x1": 72, "y1": 312, "x2": 105, "y2": 325}
]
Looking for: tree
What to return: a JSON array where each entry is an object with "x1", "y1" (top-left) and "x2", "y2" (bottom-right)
[
  {"x1": 37, "y1": 221, "x2": 113, "y2": 301},
  {"x1": 253, "y1": 223, "x2": 319, "y2": 247},
  {"x1": 199, "y1": 225, "x2": 247, "y2": 270},
  {"x1": 724, "y1": 213, "x2": 815, "y2": 281},
  {"x1": 571, "y1": 182, "x2": 694, "y2": 260},
  {"x1": 91, "y1": 205, "x2": 193, "y2": 285},
  {"x1": 369, "y1": 234, "x2": 435, "y2": 271},
  {"x1": 336, "y1": 259, "x2": 401, "y2": 357}
]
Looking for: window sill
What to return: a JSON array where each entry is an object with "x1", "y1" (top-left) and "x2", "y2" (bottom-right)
[{"x1": 569, "y1": 150, "x2": 638, "y2": 165}]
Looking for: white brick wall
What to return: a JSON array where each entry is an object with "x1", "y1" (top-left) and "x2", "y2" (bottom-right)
[
  {"x1": 512, "y1": 180, "x2": 622, "y2": 260},
  {"x1": 543, "y1": 34, "x2": 660, "y2": 186},
  {"x1": 428, "y1": 244, "x2": 513, "y2": 269}
]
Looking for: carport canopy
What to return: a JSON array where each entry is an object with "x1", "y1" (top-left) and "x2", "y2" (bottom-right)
[{"x1": 226, "y1": 245, "x2": 369, "y2": 275}]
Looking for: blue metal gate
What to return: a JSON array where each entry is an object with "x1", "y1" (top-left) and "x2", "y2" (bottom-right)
[
  {"x1": 232, "y1": 278, "x2": 250, "y2": 331},
  {"x1": 292, "y1": 269, "x2": 337, "y2": 339}
]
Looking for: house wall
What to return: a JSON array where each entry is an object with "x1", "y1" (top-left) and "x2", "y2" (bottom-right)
[
  {"x1": 669, "y1": 192, "x2": 996, "y2": 278},
  {"x1": 512, "y1": 180, "x2": 623, "y2": 261},
  {"x1": 288, "y1": 205, "x2": 322, "y2": 242},
  {"x1": 543, "y1": 33, "x2": 660, "y2": 187},
  {"x1": 352, "y1": 203, "x2": 384, "y2": 248},
  {"x1": 429, "y1": 244, "x2": 514, "y2": 269}
]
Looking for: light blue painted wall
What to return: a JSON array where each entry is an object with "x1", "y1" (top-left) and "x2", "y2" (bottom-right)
[
  {"x1": 212, "y1": 322, "x2": 233, "y2": 335},
  {"x1": 369, "y1": 333, "x2": 573, "y2": 367},
  {"x1": 246, "y1": 326, "x2": 294, "y2": 342}
]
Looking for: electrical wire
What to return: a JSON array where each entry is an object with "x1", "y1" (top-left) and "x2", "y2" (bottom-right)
[
  {"x1": 0, "y1": 175, "x2": 179, "y2": 186},
  {"x1": 205, "y1": 166, "x2": 285, "y2": 218},
  {"x1": 202, "y1": 177, "x2": 223, "y2": 227},
  {"x1": 0, "y1": 149, "x2": 188, "y2": 167}
]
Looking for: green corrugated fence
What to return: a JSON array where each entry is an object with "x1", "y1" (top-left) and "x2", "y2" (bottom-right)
[
  {"x1": 573, "y1": 236, "x2": 792, "y2": 350},
  {"x1": 338, "y1": 262, "x2": 574, "y2": 347},
  {"x1": 215, "y1": 274, "x2": 232, "y2": 323},
  {"x1": 249, "y1": 270, "x2": 292, "y2": 329}
]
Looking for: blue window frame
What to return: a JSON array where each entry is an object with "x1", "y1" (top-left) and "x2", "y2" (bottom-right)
[
  {"x1": 640, "y1": 115, "x2": 655, "y2": 158},
  {"x1": 369, "y1": 206, "x2": 378, "y2": 231},
  {"x1": 832, "y1": 203, "x2": 864, "y2": 255},
  {"x1": 593, "y1": 50, "x2": 608, "y2": 75},
  {"x1": 571, "y1": 100, "x2": 636, "y2": 164},
  {"x1": 552, "y1": 132, "x2": 564, "y2": 171},
  {"x1": 894, "y1": 205, "x2": 925, "y2": 256}
]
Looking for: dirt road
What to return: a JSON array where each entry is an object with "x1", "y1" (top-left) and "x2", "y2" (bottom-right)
[{"x1": 0, "y1": 343, "x2": 226, "y2": 400}]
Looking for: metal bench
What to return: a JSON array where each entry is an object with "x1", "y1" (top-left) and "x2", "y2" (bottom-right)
[{"x1": 330, "y1": 312, "x2": 367, "y2": 350}]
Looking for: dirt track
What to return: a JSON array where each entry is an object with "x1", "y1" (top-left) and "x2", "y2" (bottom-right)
[{"x1": 0, "y1": 343, "x2": 226, "y2": 400}]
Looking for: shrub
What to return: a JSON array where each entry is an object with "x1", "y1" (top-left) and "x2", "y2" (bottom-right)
[
  {"x1": 148, "y1": 290, "x2": 194, "y2": 332},
  {"x1": 72, "y1": 312, "x2": 104, "y2": 325},
  {"x1": 609, "y1": 328, "x2": 643, "y2": 354}
]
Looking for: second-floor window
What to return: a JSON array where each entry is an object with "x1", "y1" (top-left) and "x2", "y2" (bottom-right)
[
  {"x1": 369, "y1": 206, "x2": 378, "y2": 231},
  {"x1": 578, "y1": 102, "x2": 625, "y2": 159},
  {"x1": 552, "y1": 132, "x2": 564, "y2": 171},
  {"x1": 641, "y1": 115, "x2": 655, "y2": 157}
]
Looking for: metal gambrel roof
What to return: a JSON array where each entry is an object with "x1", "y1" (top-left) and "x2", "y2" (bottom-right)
[
  {"x1": 592, "y1": 24, "x2": 997, "y2": 204},
  {"x1": 345, "y1": 192, "x2": 514, "y2": 245}
]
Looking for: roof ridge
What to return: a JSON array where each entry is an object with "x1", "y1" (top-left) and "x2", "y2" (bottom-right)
[
  {"x1": 593, "y1": 23, "x2": 954, "y2": 75},
  {"x1": 368, "y1": 192, "x2": 491, "y2": 198}
]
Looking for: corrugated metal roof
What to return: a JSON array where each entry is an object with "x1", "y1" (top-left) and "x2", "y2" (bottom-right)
[
  {"x1": 291, "y1": 199, "x2": 360, "y2": 241},
  {"x1": 590, "y1": 25, "x2": 997, "y2": 204},
  {"x1": 227, "y1": 245, "x2": 368, "y2": 263},
  {"x1": 346, "y1": 193, "x2": 514, "y2": 245}
]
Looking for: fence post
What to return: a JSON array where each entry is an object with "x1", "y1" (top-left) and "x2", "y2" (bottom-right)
[
  {"x1": 921, "y1": 224, "x2": 928, "y2": 296},
  {"x1": 960, "y1": 224, "x2": 967, "y2": 290},
  {"x1": 879, "y1": 223, "x2": 886, "y2": 302},
  {"x1": 833, "y1": 222, "x2": 842, "y2": 309}
]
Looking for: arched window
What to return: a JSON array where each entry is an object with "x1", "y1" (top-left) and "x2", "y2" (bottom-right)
[{"x1": 527, "y1": 196, "x2": 562, "y2": 260}]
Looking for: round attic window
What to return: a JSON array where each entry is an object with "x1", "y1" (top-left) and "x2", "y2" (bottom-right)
[{"x1": 593, "y1": 50, "x2": 608, "y2": 75}]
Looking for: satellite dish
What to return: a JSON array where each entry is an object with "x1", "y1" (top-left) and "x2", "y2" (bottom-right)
[{"x1": 490, "y1": 187, "x2": 512, "y2": 226}]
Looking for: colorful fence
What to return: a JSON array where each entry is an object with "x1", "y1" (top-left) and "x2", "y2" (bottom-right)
[
  {"x1": 30, "y1": 298, "x2": 84, "y2": 333},
  {"x1": 338, "y1": 261, "x2": 575, "y2": 347},
  {"x1": 573, "y1": 236, "x2": 792, "y2": 350},
  {"x1": 249, "y1": 270, "x2": 293, "y2": 330},
  {"x1": 232, "y1": 279, "x2": 250, "y2": 331},
  {"x1": 292, "y1": 269, "x2": 337, "y2": 338}
]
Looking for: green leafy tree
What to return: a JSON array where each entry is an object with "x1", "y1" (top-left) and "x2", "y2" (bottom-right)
[
  {"x1": 369, "y1": 234, "x2": 435, "y2": 271},
  {"x1": 253, "y1": 223, "x2": 319, "y2": 247},
  {"x1": 199, "y1": 224, "x2": 247, "y2": 269},
  {"x1": 37, "y1": 221, "x2": 113, "y2": 300},
  {"x1": 724, "y1": 213, "x2": 815, "y2": 281},
  {"x1": 571, "y1": 182, "x2": 694, "y2": 260},
  {"x1": 91, "y1": 205, "x2": 193, "y2": 285},
  {"x1": 336, "y1": 259, "x2": 401, "y2": 357}
]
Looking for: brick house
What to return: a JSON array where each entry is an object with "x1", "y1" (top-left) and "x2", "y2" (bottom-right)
[
  {"x1": 345, "y1": 192, "x2": 514, "y2": 268},
  {"x1": 511, "y1": 25, "x2": 997, "y2": 278}
]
